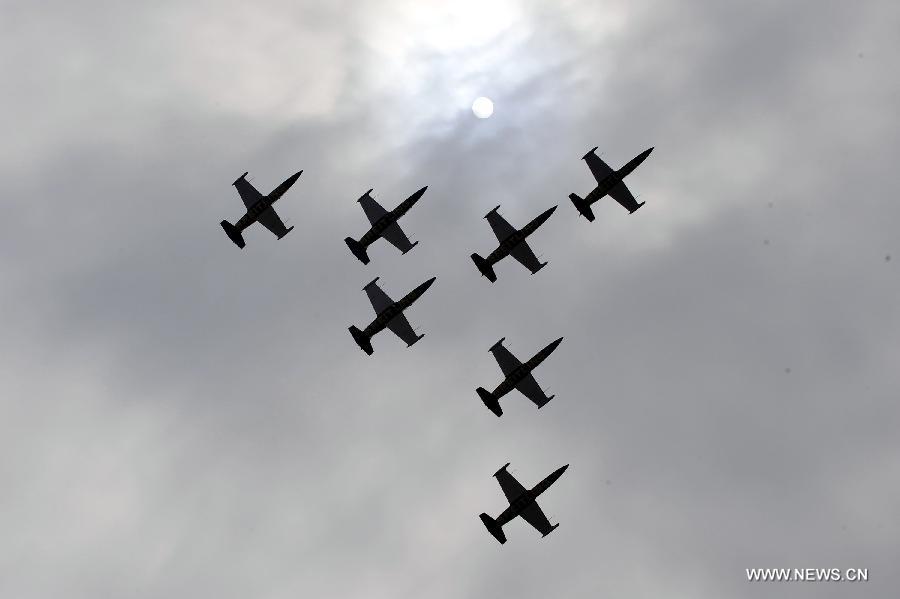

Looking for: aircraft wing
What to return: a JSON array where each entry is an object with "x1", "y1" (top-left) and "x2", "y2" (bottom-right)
[
  {"x1": 360, "y1": 193, "x2": 389, "y2": 225},
  {"x1": 365, "y1": 281, "x2": 395, "y2": 314},
  {"x1": 608, "y1": 181, "x2": 641, "y2": 212},
  {"x1": 509, "y1": 240, "x2": 544, "y2": 274},
  {"x1": 235, "y1": 177, "x2": 264, "y2": 208},
  {"x1": 519, "y1": 500, "x2": 554, "y2": 535},
  {"x1": 386, "y1": 313, "x2": 420, "y2": 346},
  {"x1": 257, "y1": 206, "x2": 293, "y2": 239},
  {"x1": 495, "y1": 467, "x2": 527, "y2": 503},
  {"x1": 514, "y1": 373, "x2": 552, "y2": 408},
  {"x1": 490, "y1": 344, "x2": 523, "y2": 378},
  {"x1": 486, "y1": 211, "x2": 516, "y2": 242},
  {"x1": 381, "y1": 221, "x2": 416, "y2": 253},
  {"x1": 584, "y1": 150, "x2": 614, "y2": 184}
]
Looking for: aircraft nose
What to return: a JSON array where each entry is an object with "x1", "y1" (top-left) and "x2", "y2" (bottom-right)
[
  {"x1": 552, "y1": 464, "x2": 569, "y2": 479},
  {"x1": 284, "y1": 170, "x2": 303, "y2": 186}
]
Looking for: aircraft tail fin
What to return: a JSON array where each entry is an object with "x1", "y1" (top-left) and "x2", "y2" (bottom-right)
[
  {"x1": 348, "y1": 326, "x2": 374, "y2": 355},
  {"x1": 220, "y1": 220, "x2": 246, "y2": 249},
  {"x1": 542, "y1": 523, "x2": 560, "y2": 538},
  {"x1": 479, "y1": 513, "x2": 507, "y2": 544},
  {"x1": 477, "y1": 387, "x2": 503, "y2": 417},
  {"x1": 471, "y1": 253, "x2": 497, "y2": 283},
  {"x1": 569, "y1": 193, "x2": 595, "y2": 222},
  {"x1": 345, "y1": 237, "x2": 370, "y2": 264}
]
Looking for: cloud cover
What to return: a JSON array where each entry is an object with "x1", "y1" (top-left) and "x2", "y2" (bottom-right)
[{"x1": 2, "y1": 0, "x2": 899, "y2": 597}]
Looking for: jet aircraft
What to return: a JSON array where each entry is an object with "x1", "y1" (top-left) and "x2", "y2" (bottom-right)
[
  {"x1": 568, "y1": 147, "x2": 653, "y2": 221},
  {"x1": 476, "y1": 336, "x2": 563, "y2": 416},
  {"x1": 470, "y1": 205, "x2": 557, "y2": 283},
  {"x1": 479, "y1": 462, "x2": 569, "y2": 544},
  {"x1": 349, "y1": 276, "x2": 436, "y2": 355},
  {"x1": 220, "y1": 170, "x2": 303, "y2": 248},
  {"x1": 345, "y1": 186, "x2": 427, "y2": 264}
]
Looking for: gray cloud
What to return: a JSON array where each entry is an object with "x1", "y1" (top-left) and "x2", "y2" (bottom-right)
[{"x1": 2, "y1": 0, "x2": 899, "y2": 598}]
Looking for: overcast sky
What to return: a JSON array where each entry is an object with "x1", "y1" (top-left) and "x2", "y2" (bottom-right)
[{"x1": 2, "y1": 0, "x2": 899, "y2": 597}]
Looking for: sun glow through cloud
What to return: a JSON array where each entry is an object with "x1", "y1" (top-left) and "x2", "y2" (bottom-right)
[
  {"x1": 364, "y1": 0, "x2": 523, "y2": 132},
  {"x1": 472, "y1": 97, "x2": 494, "y2": 118}
]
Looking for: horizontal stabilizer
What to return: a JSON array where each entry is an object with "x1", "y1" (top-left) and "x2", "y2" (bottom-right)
[
  {"x1": 480, "y1": 513, "x2": 507, "y2": 544},
  {"x1": 220, "y1": 220, "x2": 246, "y2": 249},
  {"x1": 569, "y1": 193, "x2": 595, "y2": 222},
  {"x1": 345, "y1": 237, "x2": 371, "y2": 264},
  {"x1": 477, "y1": 387, "x2": 503, "y2": 417},
  {"x1": 349, "y1": 325, "x2": 374, "y2": 355},
  {"x1": 471, "y1": 253, "x2": 497, "y2": 283}
]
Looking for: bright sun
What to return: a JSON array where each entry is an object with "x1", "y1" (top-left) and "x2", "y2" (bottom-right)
[{"x1": 472, "y1": 97, "x2": 494, "y2": 118}]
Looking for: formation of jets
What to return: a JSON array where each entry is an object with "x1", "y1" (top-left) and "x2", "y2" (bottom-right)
[{"x1": 219, "y1": 145, "x2": 653, "y2": 544}]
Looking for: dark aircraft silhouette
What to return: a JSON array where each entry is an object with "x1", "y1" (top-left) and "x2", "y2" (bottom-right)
[
  {"x1": 569, "y1": 147, "x2": 653, "y2": 221},
  {"x1": 345, "y1": 186, "x2": 427, "y2": 264},
  {"x1": 220, "y1": 170, "x2": 303, "y2": 248},
  {"x1": 480, "y1": 462, "x2": 569, "y2": 544},
  {"x1": 349, "y1": 276, "x2": 436, "y2": 355},
  {"x1": 476, "y1": 336, "x2": 563, "y2": 416},
  {"x1": 470, "y1": 205, "x2": 557, "y2": 282}
]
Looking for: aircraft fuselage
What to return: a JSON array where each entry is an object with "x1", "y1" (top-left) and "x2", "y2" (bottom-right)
[
  {"x1": 490, "y1": 337, "x2": 563, "y2": 398},
  {"x1": 585, "y1": 147, "x2": 653, "y2": 207},
  {"x1": 495, "y1": 464, "x2": 569, "y2": 526},
  {"x1": 233, "y1": 170, "x2": 302, "y2": 231},
  {"x1": 358, "y1": 186, "x2": 427, "y2": 247},
  {"x1": 487, "y1": 206, "x2": 557, "y2": 263},
  {"x1": 365, "y1": 303, "x2": 404, "y2": 336},
  {"x1": 234, "y1": 197, "x2": 275, "y2": 231},
  {"x1": 363, "y1": 277, "x2": 436, "y2": 336}
]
